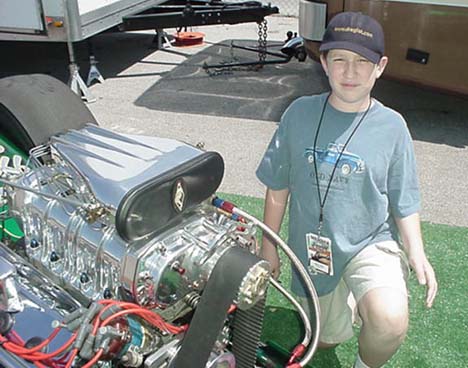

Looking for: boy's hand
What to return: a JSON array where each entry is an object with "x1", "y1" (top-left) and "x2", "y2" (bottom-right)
[
  {"x1": 408, "y1": 250, "x2": 438, "y2": 308},
  {"x1": 261, "y1": 244, "x2": 281, "y2": 279},
  {"x1": 395, "y1": 213, "x2": 438, "y2": 308},
  {"x1": 261, "y1": 187, "x2": 289, "y2": 280}
]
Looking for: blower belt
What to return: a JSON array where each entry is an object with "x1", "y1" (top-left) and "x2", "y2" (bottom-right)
[{"x1": 172, "y1": 246, "x2": 262, "y2": 368}]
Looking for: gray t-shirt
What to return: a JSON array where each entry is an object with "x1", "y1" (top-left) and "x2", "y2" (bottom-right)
[{"x1": 256, "y1": 93, "x2": 420, "y2": 296}]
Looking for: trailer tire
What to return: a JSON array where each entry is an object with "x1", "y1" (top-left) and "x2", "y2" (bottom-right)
[{"x1": 0, "y1": 74, "x2": 97, "y2": 154}]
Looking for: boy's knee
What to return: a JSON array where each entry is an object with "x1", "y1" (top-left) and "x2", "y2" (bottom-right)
[
  {"x1": 375, "y1": 306, "x2": 408, "y2": 340},
  {"x1": 359, "y1": 288, "x2": 409, "y2": 341}
]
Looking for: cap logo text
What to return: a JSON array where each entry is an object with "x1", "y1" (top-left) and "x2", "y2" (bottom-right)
[{"x1": 334, "y1": 27, "x2": 373, "y2": 38}]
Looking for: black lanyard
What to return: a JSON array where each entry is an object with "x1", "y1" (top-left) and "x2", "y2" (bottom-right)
[{"x1": 312, "y1": 95, "x2": 372, "y2": 236}]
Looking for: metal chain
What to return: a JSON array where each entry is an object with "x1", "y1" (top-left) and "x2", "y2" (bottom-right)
[
  {"x1": 257, "y1": 20, "x2": 268, "y2": 63},
  {"x1": 204, "y1": 19, "x2": 269, "y2": 76}
]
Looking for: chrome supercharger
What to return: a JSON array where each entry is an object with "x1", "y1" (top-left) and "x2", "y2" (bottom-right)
[{"x1": 0, "y1": 125, "x2": 319, "y2": 368}]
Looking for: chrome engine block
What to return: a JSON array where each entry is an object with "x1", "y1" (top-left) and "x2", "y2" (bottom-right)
[{"x1": 0, "y1": 125, "x2": 273, "y2": 368}]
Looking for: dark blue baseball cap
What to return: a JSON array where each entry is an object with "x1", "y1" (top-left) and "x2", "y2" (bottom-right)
[{"x1": 319, "y1": 12, "x2": 385, "y2": 64}]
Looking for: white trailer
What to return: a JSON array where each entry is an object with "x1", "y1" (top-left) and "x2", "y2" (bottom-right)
[
  {"x1": 0, "y1": 0, "x2": 167, "y2": 100},
  {"x1": 0, "y1": 0, "x2": 163, "y2": 42},
  {"x1": 1, "y1": 0, "x2": 278, "y2": 100}
]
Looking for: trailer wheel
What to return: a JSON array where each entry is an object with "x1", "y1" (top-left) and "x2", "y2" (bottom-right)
[{"x1": 0, "y1": 74, "x2": 97, "y2": 154}]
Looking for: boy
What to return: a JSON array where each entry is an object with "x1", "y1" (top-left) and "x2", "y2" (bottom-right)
[{"x1": 256, "y1": 12, "x2": 437, "y2": 368}]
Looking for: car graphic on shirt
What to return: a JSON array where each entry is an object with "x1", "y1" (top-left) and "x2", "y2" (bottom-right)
[{"x1": 304, "y1": 143, "x2": 365, "y2": 176}]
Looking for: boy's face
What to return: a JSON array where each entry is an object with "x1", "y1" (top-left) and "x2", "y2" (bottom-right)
[{"x1": 320, "y1": 49, "x2": 388, "y2": 112}]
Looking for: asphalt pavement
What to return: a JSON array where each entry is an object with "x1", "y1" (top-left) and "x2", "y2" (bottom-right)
[{"x1": 1, "y1": 16, "x2": 467, "y2": 227}]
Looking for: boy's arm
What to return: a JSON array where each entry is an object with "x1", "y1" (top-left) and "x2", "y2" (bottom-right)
[
  {"x1": 261, "y1": 188, "x2": 290, "y2": 278},
  {"x1": 395, "y1": 213, "x2": 438, "y2": 308}
]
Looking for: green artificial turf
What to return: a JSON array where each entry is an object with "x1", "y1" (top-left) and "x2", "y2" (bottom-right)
[{"x1": 218, "y1": 193, "x2": 468, "y2": 368}]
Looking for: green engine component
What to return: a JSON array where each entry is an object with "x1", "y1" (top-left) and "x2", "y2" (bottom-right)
[
  {"x1": 0, "y1": 134, "x2": 28, "y2": 160},
  {"x1": 0, "y1": 133, "x2": 26, "y2": 242}
]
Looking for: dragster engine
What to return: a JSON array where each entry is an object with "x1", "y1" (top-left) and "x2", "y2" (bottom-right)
[{"x1": 0, "y1": 122, "x2": 318, "y2": 368}]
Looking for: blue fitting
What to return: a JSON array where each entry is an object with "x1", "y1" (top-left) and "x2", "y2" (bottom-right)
[{"x1": 212, "y1": 197, "x2": 224, "y2": 208}]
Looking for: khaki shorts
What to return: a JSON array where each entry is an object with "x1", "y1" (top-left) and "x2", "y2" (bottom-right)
[{"x1": 300, "y1": 240, "x2": 410, "y2": 344}]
